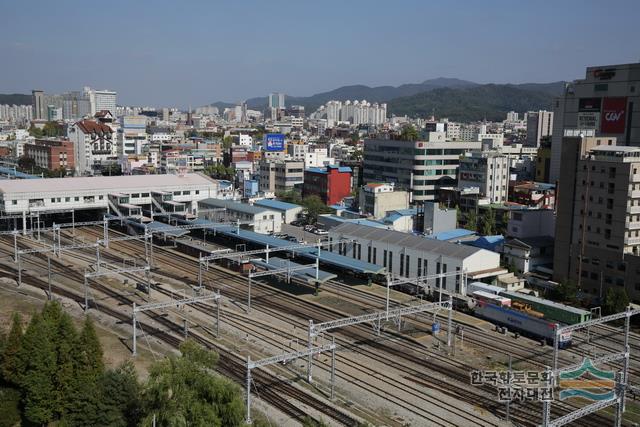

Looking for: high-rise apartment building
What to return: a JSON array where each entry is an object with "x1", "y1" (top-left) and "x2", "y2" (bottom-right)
[
  {"x1": 554, "y1": 134, "x2": 640, "y2": 301},
  {"x1": 363, "y1": 132, "x2": 481, "y2": 202},
  {"x1": 83, "y1": 87, "x2": 117, "y2": 116},
  {"x1": 550, "y1": 63, "x2": 640, "y2": 184},
  {"x1": 526, "y1": 110, "x2": 553, "y2": 147},
  {"x1": 32, "y1": 90, "x2": 46, "y2": 120},
  {"x1": 268, "y1": 93, "x2": 285, "y2": 109}
]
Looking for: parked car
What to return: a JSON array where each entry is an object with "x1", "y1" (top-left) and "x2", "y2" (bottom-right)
[
  {"x1": 313, "y1": 228, "x2": 328, "y2": 235},
  {"x1": 291, "y1": 219, "x2": 307, "y2": 227},
  {"x1": 286, "y1": 235, "x2": 301, "y2": 242},
  {"x1": 304, "y1": 225, "x2": 315, "y2": 232}
]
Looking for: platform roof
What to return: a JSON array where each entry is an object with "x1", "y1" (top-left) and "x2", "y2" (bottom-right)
[
  {"x1": 250, "y1": 257, "x2": 337, "y2": 284},
  {"x1": 0, "y1": 166, "x2": 42, "y2": 180},
  {"x1": 214, "y1": 226, "x2": 384, "y2": 274},
  {"x1": 138, "y1": 220, "x2": 189, "y2": 238}
]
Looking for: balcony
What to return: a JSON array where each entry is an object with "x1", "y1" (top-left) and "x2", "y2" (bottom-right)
[
  {"x1": 627, "y1": 222, "x2": 640, "y2": 231},
  {"x1": 629, "y1": 206, "x2": 640, "y2": 214},
  {"x1": 624, "y1": 236, "x2": 640, "y2": 245}
]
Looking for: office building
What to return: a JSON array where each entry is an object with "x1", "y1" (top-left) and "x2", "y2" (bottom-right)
[
  {"x1": 526, "y1": 110, "x2": 553, "y2": 147},
  {"x1": 258, "y1": 159, "x2": 304, "y2": 193},
  {"x1": 458, "y1": 151, "x2": 510, "y2": 205},
  {"x1": 303, "y1": 165, "x2": 352, "y2": 206},
  {"x1": 118, "y1": 115, "x2": 148, "y2": 155},
  {"x1": 23, "y1": 138, "x2": 75, "y2": 172},
  {"x1": 84, "y1": 87, "x2": 117, "y2": 116},
  {"x1": 554, "y1": 135, "x2": 640, "y2": 301},
  {"x1": 363, "y1": 133, "x2": 481, "y2": 202},
  {"x1": 550, "y1": 63, "x2": 640, "y2": 184},
  {"x1": 198, "y1": 198, "x2": 282, "y2": 234},
  {"x1": 358, "y1": 183, "x2": 410, "y2": 219}
]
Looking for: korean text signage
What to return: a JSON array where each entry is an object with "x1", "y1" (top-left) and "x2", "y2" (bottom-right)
[
  {"x1": 264, "y1": 133, "x2": 285, "y2": 151},
  {"x1": 600, "y1": 97, "x2": 627, "y2": 134}
]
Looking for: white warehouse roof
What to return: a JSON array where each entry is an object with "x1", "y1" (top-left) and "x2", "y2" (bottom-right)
[{"x1": 0, "y1": 173, "x2": 218, "y2": 196}]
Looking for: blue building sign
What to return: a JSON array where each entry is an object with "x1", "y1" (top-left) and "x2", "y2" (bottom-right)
[{"x1": 264, "y1": 133, "x2": 285, "y2": 151}]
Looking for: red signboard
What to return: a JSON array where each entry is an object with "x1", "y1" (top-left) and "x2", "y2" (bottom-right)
[{"x1": 600, "y1": 97, "x2": 627, "y2": 134}]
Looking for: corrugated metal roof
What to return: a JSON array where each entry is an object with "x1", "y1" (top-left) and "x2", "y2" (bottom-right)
[
  {"x1": 332, "y1": 222, "x2": 484, "y2": 260},
  {"x1": 428, "y1": 228, "x2": 476, "y2": 241},
  {"x1": 215, "y1": 226, "x2": 384, "y2": 274},
  {"x1": 199, "y1": 198, "x2": 275, "y2": 215},
  {"x1": 250, "y1": 257, "x2": 337, "y2": 284},
  {"x1": 253, "y1": 199, "x2": 304, "y2": 212}
]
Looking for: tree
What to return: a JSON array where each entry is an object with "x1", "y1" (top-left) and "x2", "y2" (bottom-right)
[
  {"x1": 553, "y1": 280, "x2": 579, "y2": 304},
  {"x1": 97, "y1": 362, "x2": 142, "y2": 427},
  {"x1": 17, "y1": 312, "x2": 57, "y2": 425},
  {"x1": 76, "y1": 318, "x2": 105, "y2": 381},
  {"x1": 28, "y1": 124, "x2": 44, "y2": 138},
  {"x1": 604, "y1": 287, "x2": 629, "y2": 315},
  {"x1": 140, "y1": 340, "x2": 244, "y2": 427},
  {"x1": 465, "y1": 210, "x2": 477, "y2": 232},
  {"x1": 399, "y1": 125, "x2": 419, "y2": 141},
  {"x1": 0, "y1": 387, "x2": 21, "y2": 427},
  {"x1": 43, "y1": 121, "x2": 61, "y2": 137},
  {"x1": 17, "y1": 155, "x2": 36, "y2": 172},
  {"x1": 481, "y1": 208, "x2": 496, "y2": 235},
  {"x1": 1, "y1": 313, "x2": 23, "y2": 386},
  {"x1": 303, "y1": 195, "x2": 331, "y2": 224},
  {"x1": 277, "y1": 190, "x2": 302, "y2": 205}
]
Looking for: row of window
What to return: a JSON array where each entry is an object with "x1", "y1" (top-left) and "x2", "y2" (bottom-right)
[
  {"x1": 51, "y1": 195, "x2": 104, "y2": 203},
  {"x1": 330, "y1": 240, "x2": 459, "y2": 291}
]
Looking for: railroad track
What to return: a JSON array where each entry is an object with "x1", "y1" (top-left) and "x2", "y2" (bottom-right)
[
  {"x1": 53, "y1": 227, "x2": 631, "y2": 426},
  {"x1": 0, "y1": 236, "x2": 361, "y2": 427}
]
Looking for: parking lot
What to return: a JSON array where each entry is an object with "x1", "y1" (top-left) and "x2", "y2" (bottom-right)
[{"x1": 280, "y1": 223, "x2": 329, "y2": 244}]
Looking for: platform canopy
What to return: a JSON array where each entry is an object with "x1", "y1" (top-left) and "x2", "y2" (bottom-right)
[{"x1": 250, "y1": 256, "x2": 337, "y2": 284}]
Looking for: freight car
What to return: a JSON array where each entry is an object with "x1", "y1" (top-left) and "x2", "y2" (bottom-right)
[
  {"x1": 474, "y1": 300, "x2": 572, "y2": 348},
  {"x1": 499, "y1": 291, "x2": 591, "y2": 325}
]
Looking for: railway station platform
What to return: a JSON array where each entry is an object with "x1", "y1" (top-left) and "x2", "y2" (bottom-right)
[
  {"x1": 250, "y1": 256, "x2": 337, "y2": 284},
  {"x1": 165, "y1": 216, "x2": 385, "y2": 275}
]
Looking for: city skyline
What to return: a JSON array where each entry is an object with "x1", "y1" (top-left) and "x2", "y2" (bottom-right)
[{"x1": 1, "y1": 0, "x2": 639, "y2": 107}]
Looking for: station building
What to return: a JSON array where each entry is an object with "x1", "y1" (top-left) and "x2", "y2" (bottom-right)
[
  {"x1": 0, "y1": 173, "x2": 220, "y2": 230},
  {"x1": 328, "y1": 222, "x2": 504, "y2": 294},
  {"x1": 253, "y1": 199, "x2": 304, "y2": 224},
  {"x1": 198, "y1": 198, "x2": 282, "y2": 234}
]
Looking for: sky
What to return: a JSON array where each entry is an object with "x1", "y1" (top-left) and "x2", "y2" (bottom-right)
[{"x1": 1, "y1": 0, "x2": 639, "y2": 107}]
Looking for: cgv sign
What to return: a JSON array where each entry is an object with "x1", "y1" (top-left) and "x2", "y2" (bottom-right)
[{"x1": 600, "y1": 97, "x2": 627, "y2": 134}]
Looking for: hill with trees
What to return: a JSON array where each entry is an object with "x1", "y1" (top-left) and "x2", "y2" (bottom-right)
[
  {"x1": 387, "y1": 84, "x2": 557, "y2": 122},
  {"x1": 0, "y1": 94, "x2": 31, "y2": 105}
]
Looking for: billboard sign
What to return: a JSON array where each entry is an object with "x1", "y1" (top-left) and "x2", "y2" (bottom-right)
[
  {"x1": 577, "y1": 112, "x2": 600, "y2": 130},
  {"x1": 600, "y1": 97, "x2": 627, "y2": 134},
  {"x1": 578, "y1": 97, "x2": 601, "y2": 112},
  {"x1": 264, "y1": 133, "x2": 285, "y2": 151}
]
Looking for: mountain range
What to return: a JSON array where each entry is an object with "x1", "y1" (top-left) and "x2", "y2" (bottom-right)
[
  {"x1": 1, "y1": 78, "x2": 566, "y2": 123},
  {"x1": 211, "y1": 78, "x2": 565, "y2": 122},
  {"x1": 0, "y1": 94, "x2": 32, "y2": 106}
]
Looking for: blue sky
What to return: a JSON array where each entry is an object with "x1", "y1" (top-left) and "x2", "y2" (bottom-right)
[{"x1": 1, "y1": 0, "x2": 639, "y2": 107}]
